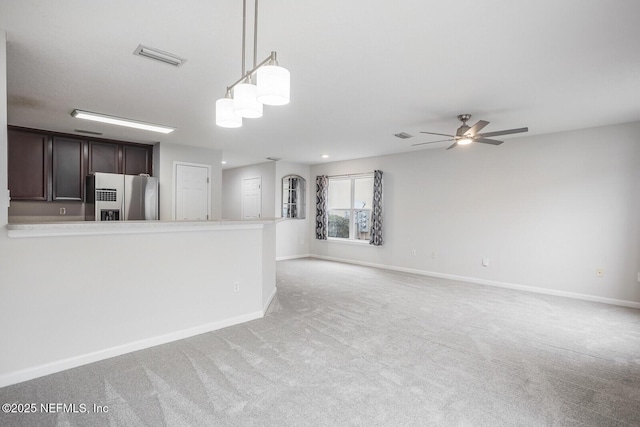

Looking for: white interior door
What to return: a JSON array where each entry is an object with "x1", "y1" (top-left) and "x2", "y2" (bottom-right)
[
  {"x1": 242, "y1": 177, "x2": 262, "y2": 220},
  {"x1": 175, "y1": 162, "x2": 211, "y2": 220}
]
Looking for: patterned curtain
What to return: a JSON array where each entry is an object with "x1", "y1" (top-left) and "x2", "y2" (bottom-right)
[
  {"x1": 369, "y1": 170, "x2": 383, "y2": 246},
  {"x1": 315, "y1": 175, "x2": 329, "y2": 240}
]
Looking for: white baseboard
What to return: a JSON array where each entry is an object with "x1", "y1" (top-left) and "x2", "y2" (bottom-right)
[
  {"x1": 276, "y1": 254, "x2": 310, "y2": 261},
  {"x1": 310, "y1": 255, "x2": 640, "y2": 310},
  {"x1": 0, "y1": 310, "x2": 264, "y2": 388},
  {"x1": 263, "y1": 287, "x2": 278, "y2": 314}
]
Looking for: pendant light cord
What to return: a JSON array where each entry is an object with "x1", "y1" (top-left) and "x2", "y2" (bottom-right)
[
  {"x1": 241, "y1": 0, "x2": 247, "y2": 76},
  {"x1": 253, "y1": 0, "x2": 258, "y2": 69}
]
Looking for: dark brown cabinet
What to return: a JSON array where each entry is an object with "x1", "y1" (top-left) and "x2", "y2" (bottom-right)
[
  {"x1": 52, "y1": 137, "x2": 85, "y2": 201},
  {"x1": 7, "y1": 126, "x2": 154, "y2": 202},
  {"x1": 123, "y1": 145, "x2": 151, "y2": 175},
  {"x1": 89, "y1": 141, "x2": 120, "y2": 174},
  {"x1": 8, "y1": 129, "x2": 50, "y2": 201}
]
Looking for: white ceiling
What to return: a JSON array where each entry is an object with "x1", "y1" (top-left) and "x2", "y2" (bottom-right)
[{"x1": 1, "y1": 1, "x2": 639, "y2": 169}]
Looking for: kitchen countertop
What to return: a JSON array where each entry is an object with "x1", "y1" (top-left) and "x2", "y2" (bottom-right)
[{"x1": 6, "y1": 219, "x2": 282, "y2": 238}]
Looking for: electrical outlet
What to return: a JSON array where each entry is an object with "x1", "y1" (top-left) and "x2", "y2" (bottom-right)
[
  {"x1": 59, "y1": 207, "x2": 66, "y2": 215},
  {"x1": 596, "y1": 269, "x2": 604, "y2": 278},
  {"x1": 411, "y1": 249, "x2": 417, "y2": 256},
  {"x1": 482, "y1": 258, "x2": 490, "y2": 267},
  {"x1": 234, "y1": 282, "x2": 239, "y2": 292}
]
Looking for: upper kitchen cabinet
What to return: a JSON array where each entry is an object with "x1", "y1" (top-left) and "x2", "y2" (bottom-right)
[
  {"x1": 8, "y1": 129, "x2": 50, "y2": 201},
  {"x1": 7, "y1": 126, "x2": 155, "y2": 203},
  {"x1": 89, "y1": 141, "x2": 120, "y2": 174},
  {"x1": 52, "y1": 137, "x2": 85, "y2": 201},
  {"x1": 123, "y1": 145, "x2": 152, "y2": 175}
]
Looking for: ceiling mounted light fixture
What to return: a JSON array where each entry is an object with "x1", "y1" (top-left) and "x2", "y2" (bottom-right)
[
  {"x1": 71, "y1": 109, "x2": 175, "y2": 134},
  {"x1": 216, "y1": 0, "x2": 290, "y2": 128},
  {"x1": 133, "y1": 44, "x2": 186, "y2": 67}
]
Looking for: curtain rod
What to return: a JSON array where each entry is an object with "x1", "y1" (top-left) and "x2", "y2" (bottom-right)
[{"x1": 326, "y1": 172, "x2": 374, "y2": 179}]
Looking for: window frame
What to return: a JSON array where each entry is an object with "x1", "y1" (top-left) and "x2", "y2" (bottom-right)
[{"x1": 327, "y1": 173, "x2": 374, "y2": 241}]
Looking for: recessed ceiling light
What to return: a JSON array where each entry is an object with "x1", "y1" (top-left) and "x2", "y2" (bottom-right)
[
  {"x1": 221, "y1": 161, "x2": 227, "y2": 164},
  {"x1": 71, "y1": 109, "x2": 175, "y2": 134},
  {"x1": 322, "y1": 154, "x2": 329, "y2": 158},
  {"x1": 133, "y1": 44, "x2": 186, "y2": 67}
]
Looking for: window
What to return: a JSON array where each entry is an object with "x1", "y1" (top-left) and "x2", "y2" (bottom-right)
[{"x1": 327, "y1": 174, "x2": 373, "y2": 241}]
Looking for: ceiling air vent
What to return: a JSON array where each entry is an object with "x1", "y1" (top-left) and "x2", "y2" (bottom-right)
[
  {"x1": 394, "y1": 132, "x2": 413, "y2": 139},
  {"x1": 133, "y1": 44, "x2": 186, "y2": 67},
  {"x1": 74, "y1": 129, "x2": 103, "y2": 136}
]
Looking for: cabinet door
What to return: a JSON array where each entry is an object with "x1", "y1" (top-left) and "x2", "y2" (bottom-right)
[
  {"x1": 8, "y1": 130, "x2": 50, "y2": 200},
  {"x1": 123, "y1": 145, "x2": 151, "y2": 175},
  {"x1": 52, "y1": 137, "x2": 85, "y2": 201},
  {"x1": 89, "y1": 141, "x2": 120, "y2": 174}
]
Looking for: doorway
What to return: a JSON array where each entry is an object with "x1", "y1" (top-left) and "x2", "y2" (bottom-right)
[
  {"x1": 242, "y1": 176, "x2": 262, "y2": 220},
  {"x1": 174, "y1": 162, "x2": 211, "y2": 220}
]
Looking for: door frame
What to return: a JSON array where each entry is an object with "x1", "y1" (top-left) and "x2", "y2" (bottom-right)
[
  {"x1": 173, "y1": 161, "x2": 212, "y2": 220},
  {"x1": 241, "y1": 176, "x2": 262, "y2": 220}
]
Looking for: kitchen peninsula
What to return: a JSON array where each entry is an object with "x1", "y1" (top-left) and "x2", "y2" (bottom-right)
[{"x1": 0, "y1": 218, "x2": 278, "y2": 387}]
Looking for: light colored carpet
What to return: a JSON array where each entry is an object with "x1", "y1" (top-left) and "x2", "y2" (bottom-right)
[{"x1": 1, "y1": 258, "x2": 640, "y2": 426}]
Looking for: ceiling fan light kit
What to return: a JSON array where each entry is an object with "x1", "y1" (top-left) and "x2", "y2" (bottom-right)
[
  {"x1": 216, "y1": 0, "x2": 290, "y2": 128},
  {"x1": 412, "y1": 114, "x2": 529, "y2": 150}
]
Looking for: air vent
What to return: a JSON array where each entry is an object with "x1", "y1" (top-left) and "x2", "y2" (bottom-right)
[
  {"x1": 266, "y1": 157, "x2": 281, "y2": 161},
  {"x1": 133, "y1": 44, "x2": 186, "y2": 67},
  {"x1": 96, "y1": 189, "x2": 117, "y2": 202},
  {"x1": 74, "y1": 129, "x2": 103, "y2": 136},
  {"x1": 394, "y1": 132, "x2": 413, "y2": 139}
]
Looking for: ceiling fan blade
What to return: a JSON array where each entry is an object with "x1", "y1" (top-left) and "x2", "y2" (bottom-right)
[
  {"x1": 476, "y1": 138, "x2": 503, "y2": 145},
  {"x1": 419, "y1": 131, "x2": 455, "y2": 138},
  {"x1": 411, "y1": 139, "x2": 454, "y2": 147},
  {"x1": 446, "y1": 141, "x2": 458, "y2": 150},
  {"x1": 477, "y1": 127, "x2": 528, "y2": 138},
  {"x1": 466, "y1": 120, "x2": 489, "y2": 136}
]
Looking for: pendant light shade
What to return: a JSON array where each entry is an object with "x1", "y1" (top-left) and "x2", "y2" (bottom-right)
[
  {"x1": 216, "y1": 97, "x2": 242, "y2": 128},
  {"x1": 233, "y1": 80, "x2": 263, "y2": 118},
  {"x1": 257, "y1": 65, "x2": 290, "y2": 106}
]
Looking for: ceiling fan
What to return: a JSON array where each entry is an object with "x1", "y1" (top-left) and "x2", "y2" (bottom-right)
[{"x1": 412, "y1": 114, "x2": 528, "y2": 150}]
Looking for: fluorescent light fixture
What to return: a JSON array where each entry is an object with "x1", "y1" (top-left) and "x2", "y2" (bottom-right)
[
  {"x1": 133, "y1": 44, "x2": 186, "y2": 67},
  {"x1": 71, "y1": 110, "x2": 175, "y2": 134}
]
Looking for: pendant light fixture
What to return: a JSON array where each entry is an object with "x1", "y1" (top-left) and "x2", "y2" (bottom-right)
[
  {"x1": 215, "y1": 0, "x2": 290, "y2": 128},
  {"x1": 215, "y1": 91, "x2": 242, "y2": 128},
  {"x1": 257, "y1": 52, "x2": 290, "y2": 106},
  {"x1": 234, "y1": 76, "x2": 263, "y2": 118}
]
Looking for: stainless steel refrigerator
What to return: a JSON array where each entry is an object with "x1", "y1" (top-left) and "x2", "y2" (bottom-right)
[{"x1": 86, "y1": 173, "x2": 159, "y2": 221}]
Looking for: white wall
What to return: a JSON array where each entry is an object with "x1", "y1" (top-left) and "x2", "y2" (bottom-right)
[
  {"x1": 156, "y1": 142, "x2": 222, "y2": 220},
  {"x1": 0, "y1": 30, "x2": 8, "y2": 227},
  {"x1": 221, "y1": 162, "x2": 275, "y2": 219},
  {"x1": 275, "y1": 161, "x2": 311, "y2": 259},
  {"x1": 0, "y1": 224, "x2": 276, "y2": 386},
  {"x1": 310, "y1": 122, "x2": 640, "y2": 305}
]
